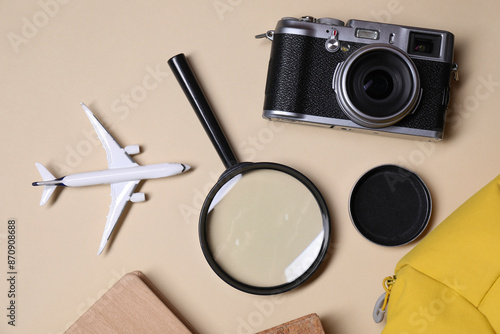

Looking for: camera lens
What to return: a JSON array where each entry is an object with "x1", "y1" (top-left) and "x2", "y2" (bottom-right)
[
  {"x1": 347, "y1": 51, "x2": 412, "y2": 118},
  {"x1": 334, "y1": 44, "x2": 421, "y2": 128},
  {"x1": 363, "y1": 69, "x2": 394, "y2": 100}
]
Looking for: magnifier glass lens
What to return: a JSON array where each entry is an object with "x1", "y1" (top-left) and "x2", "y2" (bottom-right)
[{"x1": 204, "y1": 168, "x2": 325, "y2": 288}]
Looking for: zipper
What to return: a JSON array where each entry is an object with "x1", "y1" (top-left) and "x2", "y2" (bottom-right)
[{"x1": 373, "y1": 275, "x2": 397, "y2": 323}]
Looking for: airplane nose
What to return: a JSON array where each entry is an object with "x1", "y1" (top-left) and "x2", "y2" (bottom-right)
[{"x1": 181, "y1": 164, "x2": 191, "y2": 173}]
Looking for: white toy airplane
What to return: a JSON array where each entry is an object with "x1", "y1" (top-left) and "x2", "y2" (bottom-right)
[{"x1": 33, "y1": 103, "x2": 191, "y2": 255}]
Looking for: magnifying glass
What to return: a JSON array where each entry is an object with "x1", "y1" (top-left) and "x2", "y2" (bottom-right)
[{"x1": 168, "y1": 54, "x2": 331, "y2": 295}]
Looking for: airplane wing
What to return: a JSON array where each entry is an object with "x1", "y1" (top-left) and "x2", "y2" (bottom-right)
[
  {"x1": 81, "y1": 103, "x2": 139, "y2": 169},
  {"x1": 97, "y1": 180, "x2": 140, "y2": 255}
]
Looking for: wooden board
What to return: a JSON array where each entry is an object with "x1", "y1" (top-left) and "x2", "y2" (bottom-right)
[
  {"x1": 257, "y1": 313, "x2": 325, "y2": 334},
  {"x1": 65, "y1": 271, "x2": 195, "y2": 334}
]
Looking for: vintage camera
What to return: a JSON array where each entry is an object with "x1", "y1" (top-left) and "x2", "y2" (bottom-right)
[{"x1": 258, "y1": 16, "x2": 459, "y2": 141}]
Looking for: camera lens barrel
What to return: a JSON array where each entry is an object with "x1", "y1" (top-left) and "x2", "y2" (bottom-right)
[{"x1": 333, "y1": 44, "x2": 421, "y2": 129}]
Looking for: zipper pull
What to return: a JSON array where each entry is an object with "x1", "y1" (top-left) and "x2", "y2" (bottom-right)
[{"x1": 373, "y1": 275, "x2": 396, "y2": 323}]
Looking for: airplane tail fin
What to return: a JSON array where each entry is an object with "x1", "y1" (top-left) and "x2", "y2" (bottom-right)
[{"x1": 33, "y1": 163, "x2": 58, "y2": 206}]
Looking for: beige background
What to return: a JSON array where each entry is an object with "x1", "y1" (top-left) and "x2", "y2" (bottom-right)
[{"x1": 1, "y1": 0, "x2": 499, "y2": 333}]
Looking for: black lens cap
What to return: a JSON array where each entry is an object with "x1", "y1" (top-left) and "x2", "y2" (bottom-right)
[{"x1": 349, "y1": 165, "x2": 431, "y2": 246}]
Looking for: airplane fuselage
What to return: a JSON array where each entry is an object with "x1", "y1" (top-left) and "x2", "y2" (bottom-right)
[{"x1": 54, "y1": 163, "x2": 188, "y2": 187}]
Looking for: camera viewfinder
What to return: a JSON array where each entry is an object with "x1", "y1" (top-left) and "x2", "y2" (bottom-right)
[{"x1": 408, "y1": 32, "x2": 442, "y2": 58}]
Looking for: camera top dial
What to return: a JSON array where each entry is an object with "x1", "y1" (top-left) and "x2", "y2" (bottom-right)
[{"x1": 317, "y1": 17, "x2": 345, "y2": 26}]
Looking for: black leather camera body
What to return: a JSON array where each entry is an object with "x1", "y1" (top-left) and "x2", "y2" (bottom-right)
[{"x1": 260, "y1": 17, "x2": 458, "y2": 141}]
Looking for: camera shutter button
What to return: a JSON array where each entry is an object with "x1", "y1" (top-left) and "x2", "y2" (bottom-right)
[{"x1": 300, "y1": 16, "x2": 316, "y2": 22}]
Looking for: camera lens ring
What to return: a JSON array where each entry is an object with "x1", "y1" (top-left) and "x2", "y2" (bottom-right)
[{"x1": 333, "y1": 44, "x2": 421, "y2": 128}]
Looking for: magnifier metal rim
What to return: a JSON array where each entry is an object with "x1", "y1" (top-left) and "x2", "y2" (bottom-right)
[
  {"x1": 199, "y1": 162, "x2": 331, "y2": 295},
  {"x1": 348, "y1": 164, "x2": 432, "y2": 247}
]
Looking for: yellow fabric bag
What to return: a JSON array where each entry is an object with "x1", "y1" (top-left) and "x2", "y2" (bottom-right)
[{"x1": 381, "y1": 175, "x2": 500, "y2": 333}]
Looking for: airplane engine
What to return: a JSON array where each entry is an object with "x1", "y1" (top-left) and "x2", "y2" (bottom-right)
[
  {"x1": 130, "y1": 192, "x2": 145, "y2": 202},
  {"x1": 124, "y1": 145, "x2": 140, "y2": 155}
]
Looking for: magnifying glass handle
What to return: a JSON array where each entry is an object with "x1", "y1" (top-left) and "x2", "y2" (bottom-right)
[{"x1": 168, "y1": 53, "x2": 239, "y2": 169}]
